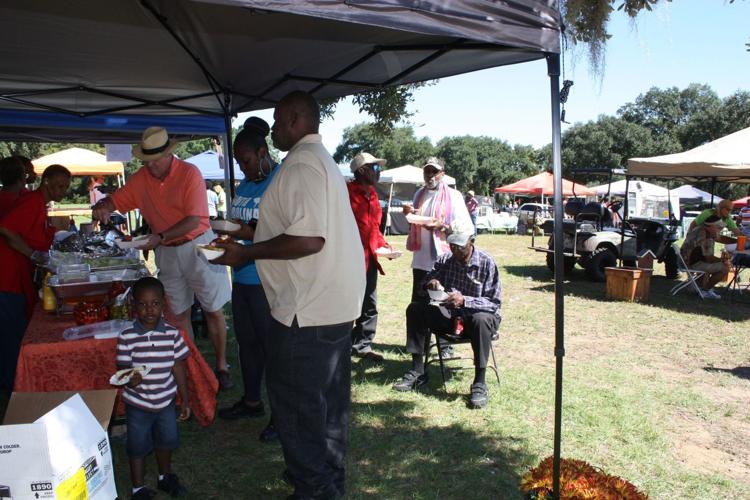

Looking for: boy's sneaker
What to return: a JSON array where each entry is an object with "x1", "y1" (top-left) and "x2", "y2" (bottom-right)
[
  {"x1": 157, "y1": 473, "x2": 187, "y2": 497},
  {"x1": 469, "y1": 382, "x2": 489, "y2": 409},
  {"x1": 131, "y1": 488, "x2": 153, "y2": 500},
  {"x1": 218, "y1": 399, "x2": 265, "y2": 420},
  {"x1": 215, "y1": 369, "x2": 234, "y2": 391},
  {"x1": 392, "y1": 370, "x2": 428, "y2": 392},
  {"x1": 259, "y1": 421, "x2": 280, "y2": 442}
]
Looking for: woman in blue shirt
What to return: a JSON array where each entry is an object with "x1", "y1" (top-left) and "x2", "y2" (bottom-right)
[{"x1": 216, "y1": 117, "x2": 279, "y2": 442}]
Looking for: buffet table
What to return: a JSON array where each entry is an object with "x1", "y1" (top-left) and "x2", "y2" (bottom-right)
[{"x1": 15, "y1": 305, "x2": 218, "y2": 426}]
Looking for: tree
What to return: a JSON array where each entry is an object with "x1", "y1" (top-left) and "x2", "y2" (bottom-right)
[{"x1": 333, "y1": 123, "x2": 434, "y2": 168}]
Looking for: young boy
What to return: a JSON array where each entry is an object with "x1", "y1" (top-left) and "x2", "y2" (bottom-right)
[{"x1": 116, "y1": 277, "x2": 191, "y2": 499}]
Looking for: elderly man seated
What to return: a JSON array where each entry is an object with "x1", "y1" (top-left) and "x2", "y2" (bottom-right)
[
  {"x1": 680, "y1": 215, "x2": 733, "y2": 299},
  {"x1": 392, "y1": 220, "x2": 502, "y2": 409}
]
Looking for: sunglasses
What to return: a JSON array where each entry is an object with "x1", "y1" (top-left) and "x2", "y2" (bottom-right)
[{"x1": 359, "y1": 163, "x2": 381, "y2": 173}]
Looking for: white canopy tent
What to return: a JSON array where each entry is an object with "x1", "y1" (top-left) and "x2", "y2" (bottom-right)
[
  {"x1": 628, "y1": 126, "x2": 750, "y2": 181},
  {"x1": 590, "y1": 179, "x2": 669, "y2": 197},
  {"x1": 672, "y1": 184, "x2": 722, "y2": 204},
  {"x1": 184, "y1": 150, "x2": 244, "y2": 181}
]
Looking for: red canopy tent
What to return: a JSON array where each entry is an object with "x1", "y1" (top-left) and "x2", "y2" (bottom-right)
[
  {"x1": 495, "y1": 172, "x2": 596, "y2": 196},
  {"x1": 732, "y1": 196, "x2": 750, "y2": 208}
]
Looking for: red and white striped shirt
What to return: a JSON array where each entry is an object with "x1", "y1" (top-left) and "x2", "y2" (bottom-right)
[{"x1": 116, "y1": 318, "x2": 189, "y2": 412}]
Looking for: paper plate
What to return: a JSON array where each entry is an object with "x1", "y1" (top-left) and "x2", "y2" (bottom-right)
[
  {"x1": 115, "y1": 235, "x2": 151, "y2": 249},
  {"x1": 375, "y1": 247, "x2": 403, "y2": 259},
  {"x1": 210, "y1": 219, "x2": 241, "y2": 232},
  {"x1": 197, "y1": 245, "x2": 225, "y2": 261},
  {"x1": 110, "y1": 365, "x2": 150, "y2": 386},
  {"x1": 427, "y1": 289, "x2": 448, "y2": 301},
  {"x1": 406, "y1": 214, "x2": 436, "y2": 225}
]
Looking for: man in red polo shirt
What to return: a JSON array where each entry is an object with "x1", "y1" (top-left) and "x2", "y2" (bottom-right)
[
  {"x1": 347, "y1": 152, "x2": 391, "y2": 362},
  {"x1": 92, "y1": 127, "x2": 233, "y2": 389}
]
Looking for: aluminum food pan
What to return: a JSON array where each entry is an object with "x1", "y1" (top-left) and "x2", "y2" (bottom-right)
[{"x1": 48, "y1": 266, "x2": 150, "y2": 301}]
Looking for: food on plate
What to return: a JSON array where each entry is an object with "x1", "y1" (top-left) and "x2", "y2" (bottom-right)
[{"x1": 120, "y1": 235, "x2": 133, "y2": 242}]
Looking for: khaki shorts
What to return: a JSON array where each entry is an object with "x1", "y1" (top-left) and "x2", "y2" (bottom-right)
[
  {"x1": 154, "y1": 230, "x2": 231, "y2": 314},
  {"x1": 691, "y1": 260, "x2": 726, "y2": 275}
]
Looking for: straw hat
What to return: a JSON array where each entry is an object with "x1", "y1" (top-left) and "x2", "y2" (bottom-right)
[{"x1": 132, "y1": 127, "x2": 180, "y2": 161}]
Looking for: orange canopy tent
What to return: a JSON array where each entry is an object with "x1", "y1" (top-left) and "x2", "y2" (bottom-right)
[
  {"x1": 32, "y1": 147, "x2": 124, "y2": 177},
  {"x1": 495, "y1": 171, "x2": 596, "y2": 196}
]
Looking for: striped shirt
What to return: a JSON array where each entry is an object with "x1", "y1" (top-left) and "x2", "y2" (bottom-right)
[{"x1": 116, "y1": 318, "x2": 189, "y2": 412}]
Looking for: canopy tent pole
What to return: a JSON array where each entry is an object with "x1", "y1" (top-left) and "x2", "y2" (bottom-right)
[
  {"x1": 386, "y1": 183, "x2": 394, "y2": 236},
  {"x1": 546, "y1": 53, "x2": 565, "y2": 500},
  {"x1": 222, "y1": 91, "x2": 236, "y2": 204},
  {"x1": 620, "y1": 177, "x2": 631, "y2": 266},
  {"x1": 710, "y1": 178, "x2": 716, "y2": 207}
]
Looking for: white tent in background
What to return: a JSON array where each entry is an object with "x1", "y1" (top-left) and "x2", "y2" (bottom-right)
[
  {"x1": 589, "y1": 179, "x2": 668, "y2": 197},
  {"x1": 379, "y1": 165, "x2": 456, "y2": 186},
  {"x1": 673, "y1": 185, "x2": 722, "y2": 204},
  {"x1": 184, "y1": 150, "x2": 243, "y2": 181}
]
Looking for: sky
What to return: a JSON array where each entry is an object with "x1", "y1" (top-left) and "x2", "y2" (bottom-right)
[{"x1": 237, "y1": 1, "x2": 750, "y2": 154}]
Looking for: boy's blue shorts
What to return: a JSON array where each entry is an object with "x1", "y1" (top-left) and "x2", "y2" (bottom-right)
[{"x1": 125, "y1": 400, "x2": 180, "y2": 458}]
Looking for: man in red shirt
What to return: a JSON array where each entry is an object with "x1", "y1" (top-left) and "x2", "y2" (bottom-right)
[
  {"x1": 347, "y1": 152, "x2": 390, "y2": 361},
  {"x1": 0, "y1": 156, "x2": 27, "y2": 217},
  {"x1": 92, "y1": 127, "x2": 233, "y2": 389}
]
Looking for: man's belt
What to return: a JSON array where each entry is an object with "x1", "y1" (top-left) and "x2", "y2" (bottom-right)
[{"x1": 162, "y1": 231, "x2": 208, "y2": 247}]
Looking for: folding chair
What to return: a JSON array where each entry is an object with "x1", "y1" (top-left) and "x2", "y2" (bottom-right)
[
  {"x1": 424, "y1": 326, "x2": 501, "y2": 392},
  {"x1": 670, "y1": 244, "x2": 706, "y2": 299}
]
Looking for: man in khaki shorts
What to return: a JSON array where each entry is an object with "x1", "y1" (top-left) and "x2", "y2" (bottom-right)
[{"x1": 92, "y1": 127, "x2": 233, "y2": 389}]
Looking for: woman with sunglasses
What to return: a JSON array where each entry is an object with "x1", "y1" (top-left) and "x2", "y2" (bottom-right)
[{"x1": 346, "y1": 152, "x2": 391, "y2": 362}]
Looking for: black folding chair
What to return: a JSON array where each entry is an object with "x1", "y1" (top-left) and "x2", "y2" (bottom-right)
[{"x1": 424, "y1": 327, "x2": 501, "y2": 392}]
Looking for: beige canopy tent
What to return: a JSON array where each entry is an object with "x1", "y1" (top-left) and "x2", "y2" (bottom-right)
[
  {"x1": 33, "y1": 147, "x2": 125, "y2": 178},
  {"x1": 628, "y1": 126, "x2": 750, "y2": 181}
]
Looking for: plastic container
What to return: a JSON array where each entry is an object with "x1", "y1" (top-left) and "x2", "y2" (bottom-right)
[
  {"x1": 58, "y1": 263, "x2": 91, "y2": 283},
  {"x1": 63, "y1": 319, "x2": 132, "y2": 341},
  {"x1": 737, "y1": 235, "x2": 746, "y2": 251}
]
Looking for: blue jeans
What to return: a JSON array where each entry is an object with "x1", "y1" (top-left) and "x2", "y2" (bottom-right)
[
  {"x1": 125, "y1": 400, "x2": 179, "y2": 458},
  {"x1": 266, "y1": 318, "x2": 352, "y2": 499}
]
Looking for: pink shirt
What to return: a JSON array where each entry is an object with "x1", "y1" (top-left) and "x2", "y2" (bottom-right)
[{"x1": 111, "y1": 156, "x2": 208, "y2": 243}]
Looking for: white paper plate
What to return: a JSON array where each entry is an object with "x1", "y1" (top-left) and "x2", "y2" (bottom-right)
[
  {"x1": 110, "y1": 365, "x2": 150, "y2": 386},
  {"x1": 210, "y1": 219, "x2": 241, "y2": 232},
  {"x1": 115, "y1": 235, "x2": 151, "y2": 249},
  {"x1": 197, "y1": 245, "x2": 225, "y2": 261},
  {"x1": 375, "y1": 247, "x2": 403, "y2": 259},
  {"x1": 428, "y1": 289, "x2": 448, "y2": 301},
  {"x1": 406, "y1": 214, "x2": 437, "y2": 225}
]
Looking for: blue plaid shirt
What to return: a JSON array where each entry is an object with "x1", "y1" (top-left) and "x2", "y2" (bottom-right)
[{"x1": 425, "y1": 247, "x2": 502, "y2": 318}]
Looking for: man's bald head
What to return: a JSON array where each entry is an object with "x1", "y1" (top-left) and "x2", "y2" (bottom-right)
[{"x1": 272, "y1": 91, "x2": 320, "y2": 151}]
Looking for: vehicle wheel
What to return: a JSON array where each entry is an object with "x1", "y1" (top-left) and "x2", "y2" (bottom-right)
[
  {"x1": 546, "y1": 243, "x2": 576, "y2": 275},
  {"x1": 585, "y1": 246, "x2": 617, "y2": 282},
  {"x1": 664, "y1": 244, "x2": 679, "y2": 279}
]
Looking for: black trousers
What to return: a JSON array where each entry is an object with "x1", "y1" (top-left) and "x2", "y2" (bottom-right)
[
  {"x1": 405, "y1": 301, "x2": 499, "y2": 369},
  {"x1": 411, "y1": 268, "x2": 452, "y2": 351},
  {"x1": 351, "y1": 256, "x2": 378, "y2": 353},
  {"x1": 231, "y1": 283, "x2": 272, "y2": 403},
  {"x1": 0, "y1": 292, "x2": 27, "y2": 393},
  {"x1": 266, "y1": 318, "x2": 352, "y2": 499}
]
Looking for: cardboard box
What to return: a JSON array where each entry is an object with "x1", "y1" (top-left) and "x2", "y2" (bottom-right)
[{"x1": 0, "y1": 390, "x2": 118, "y2": 500}]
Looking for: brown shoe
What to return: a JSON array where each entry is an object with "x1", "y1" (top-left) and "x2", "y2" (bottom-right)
[
  {"x1": 353, "y1": 350, "x2": 384, "y2": 362},
  {"x1": 215, "y1": 369, "x2": 234, "y2": 391}
]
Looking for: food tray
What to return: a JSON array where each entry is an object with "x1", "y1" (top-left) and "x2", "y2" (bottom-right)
[
  {"x1": 84, "y1": 257, "x2": 143, "y2": 272},
  {"x1": 48, "y1": 266, "x2": 149, "y2": 301}
]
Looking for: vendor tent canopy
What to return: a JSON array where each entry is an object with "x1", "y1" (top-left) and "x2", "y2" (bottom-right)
[
  {"x1": 32, "y1": 148, "x2": 124, "y2": 177},
  {"x1": 589, "y1": 179, "x2": 668, "y2": 197},
  {"x1": 496, "y1": 171, "x2": 596, "y2": 196},
  {"x1": 732, "y1": 196, "x2": 750, "y2": 208},
  {"x1": 184, "y1": 151, "x2": 244, "y2": 181},
  {"x1": 628, "y1": 126, "x2": 750, "y2": 181},
  {"x1": 672, "y1": 184, "x2": 722, "y2": 204},
  {"x1": 379, "y1": 165, "x2": 456, "y2": 186}
]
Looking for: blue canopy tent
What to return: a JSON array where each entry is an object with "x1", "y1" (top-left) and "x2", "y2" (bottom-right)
[{"x1": 184, "y1": 150, "x2": 244, "y2": 181}]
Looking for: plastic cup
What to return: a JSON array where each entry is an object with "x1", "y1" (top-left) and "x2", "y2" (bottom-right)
[{"x1": 738, "y1": 235, "x2": 746, "y2": 251}]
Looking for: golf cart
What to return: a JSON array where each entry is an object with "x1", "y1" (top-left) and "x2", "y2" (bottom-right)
[{"x1": 531, "y1": 170, "x2": 681, "y2": 282}]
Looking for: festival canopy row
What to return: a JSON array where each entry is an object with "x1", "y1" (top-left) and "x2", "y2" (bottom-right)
[{"x1": 32, "y1": 148, "x2": 124, "y2": 177}]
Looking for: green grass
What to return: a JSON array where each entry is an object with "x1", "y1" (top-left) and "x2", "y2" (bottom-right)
[{"x1": 18, "y1": 233, "x2": 750, "y2": 498}]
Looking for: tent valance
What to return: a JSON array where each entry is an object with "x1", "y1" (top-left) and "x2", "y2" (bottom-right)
[{"x1": 32, "y1": 147, "x2": 124, "y2": 176}]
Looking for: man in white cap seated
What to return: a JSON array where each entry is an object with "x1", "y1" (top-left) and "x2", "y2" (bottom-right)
[
  {"x1": 403, "y1": 156, "x2": 472, "y2": 358},
  {"x1": 393, "y1": 219, "x2": 502, "y2": 409},
  {"x1": 347, "y1": 152, "x2": 391, "y2": 362},
  {"x1": 680, "y1": 214, "x2": 733, "y2": 299},
  {"x1": 92, "y1": 126, "x2": 233, "y2": 388}
]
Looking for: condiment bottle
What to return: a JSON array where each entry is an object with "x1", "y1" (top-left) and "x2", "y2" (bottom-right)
[{"x1": 42, "y1": 272, "x2": 57, "y2": 312}]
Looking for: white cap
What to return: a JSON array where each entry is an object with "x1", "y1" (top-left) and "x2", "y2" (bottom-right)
[{"x1": 446, "y1": 219, "x2": 475, "y2": 247}]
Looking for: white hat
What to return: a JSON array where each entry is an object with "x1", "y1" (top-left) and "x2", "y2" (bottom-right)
[
  {"x1": 132, "y1": 127, "x2": 180, "y2": 161},
  {"x1": 350, "y1": 152, "x2": 386, "y2": 173},
  {"x1": 423, "y1": 157, "x2": 445, "y2": 171},
  {"x1": 446, "y1": 219, "x2": 475, "y2": 247}
]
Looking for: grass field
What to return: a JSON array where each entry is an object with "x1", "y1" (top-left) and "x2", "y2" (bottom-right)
[{"x1": 13, "y1": 233, "x2": 750, "y2": 498}]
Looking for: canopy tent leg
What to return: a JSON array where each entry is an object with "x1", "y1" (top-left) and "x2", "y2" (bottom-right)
[
  {"x1": 546, "y1": 52, "x2": 565, "y2": 500},
  {"x1": 222, "y1": 91, "x2": 236, "y2": 212},
  {"x1": 386, "y1": 183, "x2": 394, "y2": 235}
]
